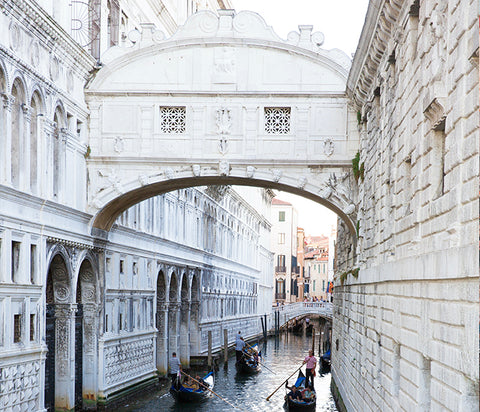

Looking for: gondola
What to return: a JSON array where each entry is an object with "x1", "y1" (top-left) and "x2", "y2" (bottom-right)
[
  {"x1": 235, "y1": 344, "x2": 261, "y2": 374},
  {"x1": 320, "y1": 349, "x2": 331, "y2": 371},
  {"x1": 170, "y1": 371, "x2": 214, "y2": 402},
  {"x1": 285, "y1": 371, "x2": 316, "y2": 410}
]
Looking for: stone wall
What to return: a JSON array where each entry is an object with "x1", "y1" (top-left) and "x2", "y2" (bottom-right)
[{"x1": 334, "y1": 0, "x2": 479, "y2": 410}]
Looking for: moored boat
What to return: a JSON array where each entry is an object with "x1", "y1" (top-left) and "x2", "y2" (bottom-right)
[
  {"x1": 235, "y1": 344, "x2": 261, "y2": 374},
  {"x1": 170, "y1": 371, "x2": 214, "y2": 402}
]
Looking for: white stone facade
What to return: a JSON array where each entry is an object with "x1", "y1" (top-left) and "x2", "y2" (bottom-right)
[{"x1": 333, "y1": 1, "x2": 479, "y2": 411}]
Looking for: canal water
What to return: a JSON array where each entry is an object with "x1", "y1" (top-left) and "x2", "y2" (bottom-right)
[{"x1": 119, "y1": 332, "x2": 337, "y2": 411}]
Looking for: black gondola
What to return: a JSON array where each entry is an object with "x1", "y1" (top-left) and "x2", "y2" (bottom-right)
[
  {"x1": 235, "y1": 345, "x2": 261, "y2": 374},
  {"x1": 320, "y1": 349, "x2": 331, "y2": 371},
  {"x1": 170, "y1": 371, "x2": 214, "y2": 402},
  {"x1": 285, "y1": 371, "x2": 316, "y2": 410}
]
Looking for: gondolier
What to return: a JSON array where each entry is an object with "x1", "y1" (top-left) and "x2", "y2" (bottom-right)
[
  {"x1": 169, "y1": 352, "x2": 182, "y2": 388},
  {"x1": 235, "y1": 331, "x2": 245, "y2": 361},
  {"x1": 303, "y1": 350, "x2": 317, "y2": 389}
]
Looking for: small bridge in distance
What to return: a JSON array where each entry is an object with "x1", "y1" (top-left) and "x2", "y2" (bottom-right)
[{"x1": 272, "y1": 302, "x2": 333, "y2": 329}]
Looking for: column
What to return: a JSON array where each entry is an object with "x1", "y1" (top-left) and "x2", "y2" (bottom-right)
[
  {"x1": 1, "y1": 93, "x2": 14, "y2": 184},
  {"x1": 168, "y1": 302, "x2": 180, "y2": 358},
  {"x1": 82, "y1": 302, "x2": 98, "y2": 407},
  {"x1": 155, "y1": 303, "x2": 168, "y2": 375},
  {"x1": 179, "y1": 303, "x2": 190, "y2": 367},
  {"x1": 43, "y1": 120, "x2": 56, "y2": 199},
  {"x1": 21, "y1": 104, "x2": 32, "y2": 191},
  {"x1": 189, "y1": 301, "x2": 200, "y2": 356},
  {"x1": 55, "y1": 303, "x2": 76, "y2": 411}
]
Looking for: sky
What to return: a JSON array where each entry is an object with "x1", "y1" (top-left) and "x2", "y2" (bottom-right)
[
  {"x1": 232, "y1": 0, "x2": 369, "y2": 236},
  {"x1": 232, "y1": 0, "x2": 370, "y2": 56}
]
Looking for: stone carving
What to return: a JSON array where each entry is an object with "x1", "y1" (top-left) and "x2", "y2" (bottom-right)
[
  {"x1": 297, "y1": 176, "x2": 307, "y2": 189},
  {"x1": 97, "y1": 168, "x2": 124, "y2": 195},
  {"x1": 219, "y1": 160, "x2": 229, "y2": 176},
  {"x1": 215, "y1": 107, "x2": 231, "y2": 135},
  {"x1": 1, "y1": 93, "x2": 15, "y2": 111},
  {"x1": 323, "y1": 138, "x2": 335, "y2": 157},
  {"x1": 192, "y1": 164, "x2": 201, "y2": 177},
  {"x1": 114, "y1": 136, "x2": 124, "y2": 153},
  {"x1": 9, "y1": 22, "x2": 20, "y2": 50},
  {"x1": 104, "y1": 337, "x2": 154, "y2": 386},
  {"x1": 0, "y1": 360, "x2": 41, "y2": 410},
  {"x1": 264, "y1": 107, "x2": 291, "y2": 134},
  {"x1": 152, "y1": 30, "x2": 166, "y2": 43},
  {"x1": 49, "y1": 55, "x2": 60, "y2": 81},
  {"x1": 138, "y1": 174, "x2": 149, "y2": 186},
  {"x1": 246, "y1": 166, "x2": 256, "y2": 178},
  {"x1": 213, "y1": 48, "x2": 236, "y2": 83},
  {"x1": 30, "y1": 41, "x2": 40, "y2": 66},
  {"x1": 165, "y1": 167, "x2": 175, "y2": 180},
  {"x1": 320, "y1": 173, "x2": 356, "y2": 215},
  {"x1": 272, "y1": 169, "x2": 282, "y2": 182}
]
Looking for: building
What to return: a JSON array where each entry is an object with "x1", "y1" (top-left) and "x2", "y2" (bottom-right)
[
  {"x1": 271, "y1": 198, "x2": 299, "y2": 304},
  {"x1": 0, "y1": 1, "x2": 277, "y2": 410},
  {"x1": 303, "y1": 235, "x2": 329, "y2": 300},
  {"x1": 333, "y1": 0, "x2": 479, "y2": 410},
  {"x1": 296, "y1": 227, "x2": 306, "y2": 300}
]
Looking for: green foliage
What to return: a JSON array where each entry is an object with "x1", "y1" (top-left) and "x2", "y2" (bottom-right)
[
  {"x1": 337, "y1": 267, "x2": 360, "y2": 285},
  {"x1": 356, "y1": 110, "x2": 362, "y2": 125},
  {"x1": 356, "y1": 220, "x2": 360, "y2": 237},
  {"x1": 352, "y1": 152, "x2": 365, "y2": 182},
  {"x1": 84, "y1": 145, "x2": 91, "y2": 159}
]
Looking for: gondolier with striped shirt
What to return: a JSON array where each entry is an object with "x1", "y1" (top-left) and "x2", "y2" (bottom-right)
[
  {"x1": 235, "y1": 331, "x2": 245, "y2": 361},
  {"x1": 303, "y1": 349, "x2": 317, "y2": 389},
  {"x1": 169, "y1": 352, "x2": 182, "y2": 388}
]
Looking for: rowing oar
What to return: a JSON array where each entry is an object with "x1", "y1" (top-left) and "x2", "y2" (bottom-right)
[
  {"x1": 181, "y1": 371, "x2": 248, "y2": 412},
  {"x1": 265, "y1": 363, "x2": 304, "y2": 401},
  {"x1": 243, "y1": 341, "x2": 276, "y2": 374}
]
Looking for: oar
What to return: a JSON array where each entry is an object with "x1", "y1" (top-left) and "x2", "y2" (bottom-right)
[
  {"x1": 243, "y1": 341, "x2": 276, "y2": 374},
  {"x1": 181, "y1": 371, "x2": 248, "y2": 412},
  {"x1": 265, "y1": 364, "x2": 304, "y2": 401}
]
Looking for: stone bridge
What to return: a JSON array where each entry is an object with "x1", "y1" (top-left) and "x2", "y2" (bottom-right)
[
  {"x1": 273, "y1": 302, "x2": 332, "y2": 328},
  {"x1": 85, "y1": 10, "x2": 360, "y2": 237}
]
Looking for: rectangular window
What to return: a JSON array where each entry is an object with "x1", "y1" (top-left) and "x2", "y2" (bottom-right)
[
  {"x1": 30, "y1": 314, "x2": 35, "y2": 341},
  {"x1": 313, "y1": 280, "x2": 316, "y2": 292},
  {"x1": 264, "y1": 107, "x2": 291, "y2": 134},
  {"x1": 322, "y1": 280, "x2": 325, "y2": 291},
  {"x1": 278, "y1": 233, "x2": 285, "y2": 244},
  {"x1": 278, "y1": 211, "x2": 285, "y2": 222},
  {"x1": 30, "y1": 244, "x2": 36, "y2": 284},
  {"x1": 11, "y1": 241, "x2": 20, "y2": 283},
  {"x1": 14, "y1": 314, "x2": 21, "y2": 343},
  {"x1": 119, "y1": 313, "x2": 123, "y2": 331},
  {"x1": 160, "y1": 106, "x2": 186, "y2": 133},
  {"x1": 120, "y1": 259, "x2": 125, "y2": 274},
  {"x1": 105, "y1": 314, "x2": 109, "y2": 332}
]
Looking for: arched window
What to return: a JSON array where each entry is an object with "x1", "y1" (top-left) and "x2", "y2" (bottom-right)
[
  {"x1": 30, "y1": 92, "x2": 42, "y2": 194},
  {"x1": 52, "y1": 107, "x2": 65, "y2": 201},
  {"x1": 11, "y1": 79, "x2": 25, "y2": 188}
]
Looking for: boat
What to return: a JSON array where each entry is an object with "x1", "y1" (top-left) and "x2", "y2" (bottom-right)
[
  {"x1": 320, "y1": 349, "x2": 331, "y2": 370},
  {"x1": 170, "y1": 371, "x2": 214, "y2": 402},
  {"x1": 235, "y1": 344, "x2": 261, "y2": 374},
  {"x1": 285, "y1": 371, "x2": 316, "y2": 410}
]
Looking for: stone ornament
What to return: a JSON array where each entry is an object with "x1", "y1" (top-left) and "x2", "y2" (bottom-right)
[
  {"x1": 213, "y1": 48, "x2": 236, "y2": 83},
  {"x1": 138, "y1": 174, "x2": 149, "y2": 186},
  {"x1": 9, "y1": 22, "x2": 20, "y2": 50},
  {"x1": 323, "y1": 138, "x2": 335, "y2": 157},
  {"x1": 2, "y1": 93, "x2": 15, "y2": 111},
  {"x1": 0, "y1": 361, "x2": 41, "y2": 410},
  {"x1": 165, "y1": 167, "x2": 175, "y2": 180},
  {"x1": 49, "y1": 55, "x2": 60, "y2": 81},
  {"x1": 192, "y1": 164, "x2": 201, "y2": 177},
  {"x1": 30, "y1": 41, "x2": 40, "y2": 66},
  {"x1": 219, "y1": 160, "x2": 229, "y2": 176},
  {"x1": 114, "y1": 136, "x2": 124, "y2": 153},
  {"x1": 297, "y1": 176, "x2": 307, "y2": 189},
  {"x1": 272, "y1": 169, "x2": 282, "y2": 182},
  {"x1": 215, "y1": 107, "x2": 232, "y2": 135},
  {"x1": 246, "y1": 166, "x2": 256, "y2": 178}
]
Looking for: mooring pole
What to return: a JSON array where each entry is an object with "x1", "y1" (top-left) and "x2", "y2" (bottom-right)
[
  {"x1": 208, "y1": 330, "x2": 212, "y2": 368},
  {"x1": 223, "y1": 329, "x2": 228, "y2": 363},
  {"x1": 264, "y1": 314, "x2": 267, "y2": 339}
]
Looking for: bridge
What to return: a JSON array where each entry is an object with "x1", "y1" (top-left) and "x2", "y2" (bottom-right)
[
  {"x1": 272, "y1": 302, "x2": 332, "y2": 328},
  {"x1": 85, "y1": 10, "x2": 360, "y2": 238}
]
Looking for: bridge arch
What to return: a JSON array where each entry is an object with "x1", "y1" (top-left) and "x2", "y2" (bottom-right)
[{"x1": 86, "y1": 9, "x2": 360, "y2": 238}]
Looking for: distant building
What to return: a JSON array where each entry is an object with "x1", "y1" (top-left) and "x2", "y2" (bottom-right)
[
  {"x1": 296, "y1": 228, "x2": 306, "y2": 300},
  {"x1": 304, "y1": 237, "x2": 329, "y2": 300},
  {"x1": 271, "y1": 198, "x2": 298, "y2": 303}
]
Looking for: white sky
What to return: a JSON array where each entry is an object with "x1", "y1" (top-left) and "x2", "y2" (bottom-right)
[
  {"x1": 232, "y1": 0, "x2": 370, "y2": 56},
  {"x1": 232, "y1": 0, "x2": 369, "y2": 237}
]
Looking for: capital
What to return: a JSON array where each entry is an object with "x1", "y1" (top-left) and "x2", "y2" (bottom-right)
[{"x1": 1, "y1": 93, "x2": 15, "y2": 111}]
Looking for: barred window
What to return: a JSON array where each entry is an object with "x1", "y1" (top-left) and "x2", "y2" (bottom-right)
[
  {"x1": 264, "y1": 107, "x2": 291, "y2": 134},
  {"x1": 160, "y1": 106, "x2": 186, "y2": 133}
]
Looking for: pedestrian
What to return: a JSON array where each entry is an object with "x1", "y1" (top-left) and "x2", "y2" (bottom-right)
[
  {"x1": 235, "y1": 331, "x2": 245, "y2": 361},
  {"x1": 303, "y1": 349, "x2": 317, "y2": 389},
  {"x1": 169, "y1": 352, "x2": 182, "y2": 388}
]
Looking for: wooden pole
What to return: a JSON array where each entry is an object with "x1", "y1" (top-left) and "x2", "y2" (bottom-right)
[
  {"x1": 266, "y1": 363, "x2": 304, "y2": 401},
  {"x1": 207, "y1": 330, "x2": 212, "y2": 368},
  {"x1": 312, "y1": 327, "x2": 316, "y2": 355},
  {"x1": 223, "y1": 329, "x2": 228, "y2": 363}
]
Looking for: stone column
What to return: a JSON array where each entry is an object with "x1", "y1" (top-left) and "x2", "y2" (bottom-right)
[
  {"x1": 179, "y1": 303, "x2": 191, "y2": 367},
  {"x1": 168, "y1": 302, "x2": 180, "y2": 358},
  {"x1": 189, "y1": 301, "x2": 200, "y2": 356},
  {"x1": 43, "y1": 120, "x2": 56, "y2": 199},
  {"x1": 1, "y1": 93, "x2": 14, "y2": 184},
  {"x1": 155, "y1": 303, "x2": 169, "y2": 375},
  {"x1": 82, "y1": 302, "x2": 98, "y2": 409},
  {"x1": 54, "y1": 303, "x2": 76, "y2": 411},
  {"x1": 21, "y1": 104, "x2": 32, "y2": 191}
]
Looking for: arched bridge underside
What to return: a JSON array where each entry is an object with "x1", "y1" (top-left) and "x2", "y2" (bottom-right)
[
  {"x1": 86, "y1": 10, "x2": 360, "y2": 236},
  {"x1": 274, "y1": 302, "x2": 333, "y2": 328}
]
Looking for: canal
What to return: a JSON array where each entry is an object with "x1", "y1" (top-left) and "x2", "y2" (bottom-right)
[{"x1": 119, "y1": 332, "x2": 337, "y2": 411}]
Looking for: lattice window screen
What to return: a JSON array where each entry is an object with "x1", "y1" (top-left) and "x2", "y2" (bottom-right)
[
  {"x1": 264, "y1": 107, "x2": 291, "y2": 134},
  {"x1": 160, "y1": 106, "x2": 186, "y2": 133}
]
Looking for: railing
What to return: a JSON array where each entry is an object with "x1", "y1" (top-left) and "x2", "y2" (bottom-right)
[
  {"x1": 272, "y1": 302, "x2": 333, "y2": 327},
  {"x1": 275, "y1": 293, "x2": 286, "y2": 300},
  {"x1": 275, "y1": 266, "x2": 286, "y2": 273}
]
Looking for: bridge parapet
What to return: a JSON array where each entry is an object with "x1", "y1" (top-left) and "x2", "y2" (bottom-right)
[{"x1": 273, "y1": 302, "x2": 332, "y2": 328}]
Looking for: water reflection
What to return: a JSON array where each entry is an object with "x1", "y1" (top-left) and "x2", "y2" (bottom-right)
[{"x1": 119, "y1": 333, "x2": 337, "y2": 411}]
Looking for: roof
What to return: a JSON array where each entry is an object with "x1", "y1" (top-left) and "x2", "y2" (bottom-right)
[{"x1": 272, "y1": 198, "x2": 292, "y2": 206}]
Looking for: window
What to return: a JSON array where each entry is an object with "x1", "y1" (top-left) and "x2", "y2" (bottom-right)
[
  {"x1": 278, "y1": 233, "x2": 285, "y2": 244},
  {"x1": 160, "y1": 106, "x2": 186, "y2": 133},
  {"x1": 30, "y1": 314, "x2": 35, "y2": 341},
  {"x1": 120, "y1": 259, "x2": 125, "y2": 274},
  {"x1": 277, "y1": 255, "x2": 285, "y2": 266},
  {"x1": 313, "y1": 280, "x2": 316, "y2": 292},
  {"x1": 278, "y1": 211, "x2": 285, "y2": 222},
  {"x1": 322, "y1": 280, "x2": 325, "y2": 291},
  {"x1": 30, "y1": 244, "x2": 37, "y2": 284},
  {"x1": 264, "y1": 107, "x2": 291, "y2": 134},
  {"x1": 14, "y1": 314, "x2": 21, "y2": 343},
  {"x1": 11, "y1": 241, "x2": 20, "y2": 283}
]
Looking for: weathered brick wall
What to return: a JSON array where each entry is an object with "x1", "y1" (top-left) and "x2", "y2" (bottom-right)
[{"x1": 334, "y1": 0, "x2": 479, "y2": 410}]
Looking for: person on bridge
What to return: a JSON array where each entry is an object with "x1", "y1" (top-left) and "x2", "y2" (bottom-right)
[
  {"x1": 235, "y1": 332, "x2": 245, "y2": 361},
  {"x1": 169, "y1": 352, "x2": 182, "y2": 388},
  {"x1": 303, "y1": 350, "x2": 317, "y2": 389}
]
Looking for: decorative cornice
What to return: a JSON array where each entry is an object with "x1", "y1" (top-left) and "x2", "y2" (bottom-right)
[{"x1": 347, "y1": 0, "x2": 404, "y2": 107}]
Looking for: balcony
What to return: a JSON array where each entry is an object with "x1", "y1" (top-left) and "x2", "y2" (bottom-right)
[
  {"x1": 275, "y1": 293, "x2": 286, "y2": 300},
  {"x1": 275, "y1": 266, "x2": 286, "y2": 273},
  {"x1": 292, "y1": 266, "x2": 300, "y2": 274}
]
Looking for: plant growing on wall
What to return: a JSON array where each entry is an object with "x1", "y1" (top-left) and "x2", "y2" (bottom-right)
[{"x1": 352, "y1": 151, "x2": 364, "y2": 182}]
